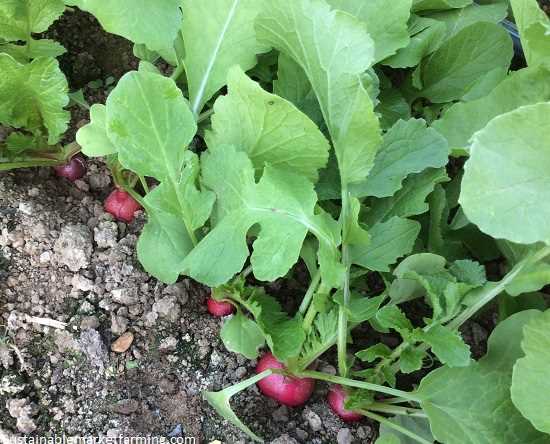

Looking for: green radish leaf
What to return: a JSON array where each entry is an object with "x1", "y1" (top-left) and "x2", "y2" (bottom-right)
[
  {"x1": 66, "y1": 0, "x2": 182, "y2": 60},
  {"x1": 433, "y1": 66, "x2": 550, "y2": 155},
  {"x1": 418, "y1": 22, "x2": 513, "y2": 103},
  {"x1": 26, "y1": 38, "x2": 66, "y2": 58},
  {"x1": 377, "y1": 416, "x2": 435, "y2": 444},
  {"x1": 376, "y1": 306, "x2": 413, "y2": 333},
  {"x1": 256, "y1": 0, "x2": 382, "y2": 187},
  {"x1": 221, "y1": 312, "x2": 265, "y2": 359},
  {"x1": 418, "y1": 310, "x2": 548, "y2": 444},
  {"x1": 351, "y1": 118, "x2": 449, "y2": 198},
  {"x1": 449, "y1": 260, "x2": 487, "y2": 287},
  {"x1": 182, "y1": 144, "x2": 341, "y2": 287},
  {"x1": 511, "y1": 309, "x2": 550, "y2": 434},
  {"x1": 0, "y1": 0, "x2": 65, "y2": 41},
  {"x1": 325, "y1": 0, "x2": 412, "y2": 62},
  {"x1": 0, "y1": 54, "x2": 69, "y2": 144},
  {"x1": 350, "y1": 217, "x2": 420, "y2": 272},
  {"x1": 77, "y1": 104, "x2": 117, "y2": 157},
  {"x1": 204, "y1": 371, "x2": 271, "y2": 443},
  {"x1": 206, "y1": 67, "x2": 330, "y2": 182},
  {"x1": 102, "y1": 70, "x2": 214, "y2": 283},
  {"x1": 399, "y1": 347, "x2": 427, "y2": 374},
  {"x1": 356, "y1": 343, "x2": 393, "y2": 363},
  {"x1": 510, "y1": 0, "x2": 550, "y2": 68},
  {"x1": 413, "y1": 0, "x2": 472, "y2": 12},
  {"x1": 420, "y1": 324, "x2": 471, "y2": 367},
  {"x1": 385, "y1": 16, "x2": 446, "y2": 69},
  {"x1": 183, "y1": 0, "x2": 268, "y2": 115},
  {"x1": 460, "y1": 103, "x2": 550, "y2": 245},
  {"x1": 300, "y1": 309, "x2": 339, "y2": 367},
  {"x1": 334, "y1": 294, "x2": 385, "y2": 323},
  {"x1": 365, "y1": 168, "x2": 449, "y2": 226}
]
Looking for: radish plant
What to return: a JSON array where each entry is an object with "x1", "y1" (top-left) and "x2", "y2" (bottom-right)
[
  {"x1": 0, "y1": 0, "x2": 82, "y2": 172},
  {"x1": 74, "y1": 0, "x2": 550, "y2": 442}
]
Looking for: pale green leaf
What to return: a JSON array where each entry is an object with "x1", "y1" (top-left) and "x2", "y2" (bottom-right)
[
  {"x1": 182, "y1": 144, "x2": 340, "y2": 287},
  {"x1": 511, "y1": 309, "x2": 550, "y2": 434},
  {"x1": 326, "y1": 0, "x2": 412, "y2": 62},
  {"x1": 0, "y1": 54, "x2": 69, "y2": 143},
  {"x1": 256, "y1": 0, "x2": 382, "y2": 187},
  {"x1": 66, "y1": 0, "x2": 182, "y2": 57},
  {"x1": 419, "y1": 22, "x2": 513, "y2": 103},
  {"x1": 351, "y1": 118, "x2": 449, "y2": 198},
  {"x1": 221, "y1": 312, "x2": 265, "y2": 359},
  {"x1": 460, "y1": 103, "x2": 550, "y2": 245},
  {"x1": 376, "y1": 306, "x2": 413, "y2": 332},
  {"x1": 365, "y1": 168, "x2": 449, "y2": 225},
  {"x1": 0, "y1": 0, "x2": 64, "y2": 41},
  {"x1": 77, "y1": 104, "x2": 117, "y2": 157},
  {"x1": 433, "y1": 66, "x2": 550, "y2": 155},
  {"x1": 384, "y1": 16, "x2": 447, "y2": 69},
  {"x1": 351, "y1": 217, "x2": 420, "y2": 272},
  {"x1": 377, "y1": 416, "x2": 434, "y2": 444},
  {"x1": 418, "y1": 310, "x2": 548, "y2": 444},
  {"x1": 421, "y1": 324, "x2": 471, "y2": 367},
  {"x1": 183, "y1": 0, "x2": 268, "y2": 115},
  {"x1": 511, "y1": 0, "x2": 550, "y2": 68},
  {"x1": 400, "y1": 347, "x2": 427, "y2": 373},
  {"x1": 356, "y1": 343, "x2": 392, "y2": 363},
  {"x1": 413, "y1": 0, "x2": 472, "y2": 11},
  {"x1": 206, "y1": 67, "x2": 330, "y2": 182},
  {"x1": 27, "y1": 38, "x2": 66, "y2": 58}
]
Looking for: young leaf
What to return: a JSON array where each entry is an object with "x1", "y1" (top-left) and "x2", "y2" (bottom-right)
[
  {"x1": 418, "y1": 310, "x2": 547, "y2": 444},
  {"x1": 300, "y1": 309, "x2": 339, "y2": 367},
  {"x1": 399, "y1": 347, "x2": 427, "y2": 374},
  {"x1": 182, "y1": 144, "x2": 341, "y2": 287},
  {"x1": 510, "y1": 0, "x2": 550, "y2": 68},
  {"x1": 0, "y1": 0, "x2": 65, "y2": 42},
  {"x1": 0, "y1": 54, "x2": 69, "y2": 144},
  {"x1": 256, "y1": 0, "x2": 382, "y2": 187},
  {"x1": 351, "y1": 118, "x2": 450, "y2": 198},
  {"x1": 420, "y1": 324, "x2": 471, "y2": 367},
  {"x1": 325, "y1": 0, "x2": 412, "y2": 62},
  {"x1": 433, "y1": 66, "x2": 550, "y2": 155},
  {"x1": 204, "y1": 370, "x2": 272, "y2": 443},
  {"x1": 334, "y1": 294, "x2": 386, "y2": 323},
  {"x1": 418, "y1": 22, "x2": 513, "y2": 103},
  {"x1": 66, "y1": 0, "x2": 182, "y2": 59},
  {"x1": 376, "y1": 306, "x2": 413, "y2": 333},
  {"x1": 365, "y1": 168, "x2": 449, "y2": 226},
  {"x1": 384, "y1": 16, "x2": 446, "y2": 69},
  {"x1": 77, "y1": 104, "x2": 117, "y2": 157},
  {"x1": 356, "y1": 343, "x2": 392, "y2": 363},
  {"x1": 183, "y1": 0, "x2": 269, "y2": 115},
  {"x1": 460, "y1": 103, "x2": 550, "y2": 245},
  {"x1": 350, "y1": 217, "x2": 420, "y2": 272},
  {"x1": 206, "y1": 67, "x2": 330, "y2": 182},
  {"x1": 221, "y1": 312, "x2": 265, "y2": 360},
  {"x1": 511, "y1": 309, "x2": 550, "y2": 434}
]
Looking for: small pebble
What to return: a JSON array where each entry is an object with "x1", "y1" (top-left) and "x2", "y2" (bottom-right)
[{"x1": 111, "y1": 332, "x2": 134, "y2": 353}]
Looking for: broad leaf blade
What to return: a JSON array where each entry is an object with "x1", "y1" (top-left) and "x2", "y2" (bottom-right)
[
  {"x1": 206, "y1": 67, "x2": 330, "y2": 182},
  {"x1": 326, "y1": 0, "x2": 412, "y2": 62},
  {"x1": 0, "y1": 0, "x2": 64, "y2": 41},
  {"x1": 221, "y1": 312, "x2": 265, "y2": 359},
  {"x1": 510, "y1": 0, "x2": 550, "y2": 68},
  {"x1": 460, "y1": 103, "x2": 550, "y2": 245},
  {"x1": 77, "y1": 104, "x2": 117, "y2": 157},
  {"x1": 511, "y1": 309, "x2": 550, "y2": 434},
  {"x1": 183, "y1": 0, "x2": 268, "y2": 115},
  {"x1": 433, "y1": 66, "x2": 550, "y2": 155},
  {"x1": 418, "y1": 310, "x2": 547, "y2": 444},
  {"x1": 0, "y1": 54, "x2": 69, "y2": 144},
  {"x1": 66, "y1": 0, "x2": 182, "y2": 57},
  {"x1": 256, "y1": 0, "x2": 382, "y2": 187}
]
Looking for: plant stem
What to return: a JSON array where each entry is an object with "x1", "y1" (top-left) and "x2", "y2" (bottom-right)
[
  {"x1": 448, "y1": 245, "x2": 550, "y2": 330},
  {"x1": 138, "y1": 175, "x2": 150, "y2": 194},
  {"x1": 337, "y1": 184, "x2": 352, "y2": 377},
  {"x1": 357, "y1": 410, "x2": 431, "y2": 444},
  {"x1": 298, "y1": 370, "x2": 422, "y2": 403},
  {"x1": 197, "y1": 108, "x2": 215, "y2": 123},
  {"x1": 365, "y1": 402, "x2": 427, "y2": 418},
  {"x1": 299, "y1": 269, "x2": 322, "y2": 315}
]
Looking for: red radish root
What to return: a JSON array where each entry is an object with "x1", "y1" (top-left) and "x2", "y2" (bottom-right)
[
  {"x1": 256, "y1": 353, "x2": 315, "y2": 407},
  {"x1": 207, "y1": 297, "x2": 235, "y2": 317},
  {"x1": 104, "y1": 189, "x2": 141, "y2": 223},
  {"x1": 327, "y1": 385, "x2": 363, "y2": 422},
  {"x1": 54, "y1": 155, "x2": 86, "y2": 182}
]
